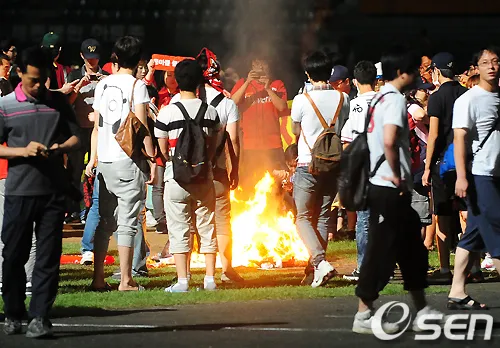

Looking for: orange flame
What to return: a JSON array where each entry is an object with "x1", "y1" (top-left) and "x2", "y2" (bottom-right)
[{"x1": 229, "y1": 172, "x2": 309, "y2": 267}]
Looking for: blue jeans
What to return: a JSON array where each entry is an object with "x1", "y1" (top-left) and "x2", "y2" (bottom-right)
[
  {"x1": 81, "y1": 173, "x2": 99, "y2": 253},
  {"x1": 293, "y1": 167, "x2": 337, "y2": 267},
  {"x1": 356, "y1": 209, "x2": 369, "y2": 271}
]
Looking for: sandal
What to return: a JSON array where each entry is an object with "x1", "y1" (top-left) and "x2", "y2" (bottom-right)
[
  {"x1": 89, "y1": 282, "x2": 112, "y2": 293},
  {"x1": 447, "y1": 296, "x2": 489, "y2": 310},
  {"x1": 118, "y1": 284, "x2": 145, "y2": 292}
]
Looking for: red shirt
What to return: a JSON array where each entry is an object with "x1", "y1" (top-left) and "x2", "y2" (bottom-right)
[
  {"x1": 0, "y1": 156, "x2": 7, "y2": 180},
  {"x1": 231, "y1": 79, "x2": 288, "y2": 150},
  {"x1": 158, "y1": 87, "x2": 180, "y2": 109}
]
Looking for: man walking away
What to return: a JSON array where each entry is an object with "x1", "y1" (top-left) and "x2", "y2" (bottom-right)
[
  {"x1": 0, "y1": 46, "x2": 80, "y2": 338},
  {"x1": 352, "y1": 46, "x2": 442, "y2": 335},
  {"x1": 291, "y1": 51, "x2": 349, "y2": 288}
]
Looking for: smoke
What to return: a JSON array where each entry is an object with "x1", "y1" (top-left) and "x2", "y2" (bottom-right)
[{"x1": 222, "y1": 0, "x2": 292, "y2": 81}]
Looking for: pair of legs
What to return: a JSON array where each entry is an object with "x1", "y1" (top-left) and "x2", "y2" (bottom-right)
[
  {"x1": 66, "y1": 127, "x2": 92, "y2": 218},
  {"x1": 356, "y1": 185, "x2": 429, "y2": 313},
  {"x1": 92, "y1": 158, "x2": 147, "y2": 291},
  {"x1": 152, "y1": 165, "x2": 167, "y2": 233},
  {"x1": 293, "y1": 167, "x2": 336, "y2": 267},
  {"x1": 164, "y1": 178, "x2": 217, "y2": 289},
  {"x1": 0, "y1": 179, "x2": 36, "y2": 285},
  {"x1": 2, "y1": 194, "x2": 65, "y2": 320},
  {"x1": 449, "y1": 175, "x2": 500, "y2": 303},
  {"x1": 432, "y1": 170, "x2": 467, "y2": 273},
  {"x1": 81, "y1": 170, "x2": 149, "y2": 274}
]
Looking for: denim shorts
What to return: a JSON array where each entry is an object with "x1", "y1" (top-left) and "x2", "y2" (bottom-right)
[{"x1": 457, "y1": 175, "x2": 500, "y2": 258}]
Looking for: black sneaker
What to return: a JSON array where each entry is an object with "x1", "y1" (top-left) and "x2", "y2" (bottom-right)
[
  {"x1": 64, "y1": 213, "x2": 81, "y2": 224},
  {"x1": 26, "y1": 317, "x2": 53, "y2": 339},
  {"x1": 343, "y1": 269, "x2": 360, "y2": 281},
  {"x1": 3, "y1": 318, "x2": 22, "y2": 335}
]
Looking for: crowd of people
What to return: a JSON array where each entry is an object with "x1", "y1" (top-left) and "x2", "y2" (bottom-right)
[{"x1": 0, "y1": 31, "x2": 499, "y2": 339}]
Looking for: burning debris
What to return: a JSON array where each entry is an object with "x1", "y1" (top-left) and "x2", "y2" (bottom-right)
[{"x1": 148, "y1": 173, "x2": 309, "y2": 269}]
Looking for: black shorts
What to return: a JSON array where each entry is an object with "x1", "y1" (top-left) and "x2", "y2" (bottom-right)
[{"x1": 431, "y1": 164, "x2": 467, "y2": 216}]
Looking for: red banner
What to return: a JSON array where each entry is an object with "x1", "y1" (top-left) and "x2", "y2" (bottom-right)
[{"x1": 151, "y1": 54, "x2": 193, "y2": 71}]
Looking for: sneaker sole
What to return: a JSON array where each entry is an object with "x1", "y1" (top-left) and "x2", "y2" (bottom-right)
[
  {"x1": 312, "y1": 270, "x2": 337, "y2": 288},
  {"x1": 343, "y1": 275, "x2": 359, "y2": 281},
  {"x1": 352, "y1": 326, "x2": 374, "y2": 334},
  {"x1": 26, "y1": 330, "x2": 53, "y2": 339},
  {"x1": 3, "y1": 328, "x2": 23, "y2": 335}
]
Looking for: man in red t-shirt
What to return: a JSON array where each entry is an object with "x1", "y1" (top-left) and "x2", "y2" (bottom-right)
[{"x1": 231, "y1": 57, "x2": 288, "y2": 194}]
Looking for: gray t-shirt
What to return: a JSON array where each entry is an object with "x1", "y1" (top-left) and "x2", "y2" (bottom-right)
[
  {"x1": 368, "y1": 83, "x2": 412, "y2": 188},
  {"x1": 452, "y1": 85, "x2": 500, "y2": 177}
]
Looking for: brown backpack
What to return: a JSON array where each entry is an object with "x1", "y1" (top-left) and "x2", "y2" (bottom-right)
[
  {"x1": 115, "y1": 79, "x2": 152, "y2": 160},
  {"x1": 302, "y1": 91, "x2": 344, "y2": 176}
]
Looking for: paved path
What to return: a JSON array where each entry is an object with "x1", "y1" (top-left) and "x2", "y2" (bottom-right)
[{"x1": 1, "y1": 283, "x2": 499, "y2": 347}]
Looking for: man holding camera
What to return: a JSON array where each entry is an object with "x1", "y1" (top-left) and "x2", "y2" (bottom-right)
[
  {"x1": 231, "y1": 56, "x2": 288, "y2": 194},
  {"x1": 65, "y1": 38, "x2": 108, "y2": 224}
]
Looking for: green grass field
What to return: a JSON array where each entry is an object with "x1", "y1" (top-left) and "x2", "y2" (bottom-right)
[{"x1": 0, "y1": 241, "x2": 450, "y2": 310}]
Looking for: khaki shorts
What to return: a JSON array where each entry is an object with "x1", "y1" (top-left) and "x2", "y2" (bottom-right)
[{"x1": 164, "y1": 179, "x2": 217, "y2": 254}]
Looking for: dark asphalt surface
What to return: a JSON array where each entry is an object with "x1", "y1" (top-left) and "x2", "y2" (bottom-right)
[{"x1": 0, "y1": 283, "x2": 499, "y2": 348}]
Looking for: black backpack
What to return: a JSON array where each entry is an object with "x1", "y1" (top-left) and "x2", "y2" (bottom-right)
[
  {"x1": 338, "y1": 92, "x2": 396, "y2": 211},
  {"x1": 172, "y1": 102, "x2": 210, "y2": 185}
]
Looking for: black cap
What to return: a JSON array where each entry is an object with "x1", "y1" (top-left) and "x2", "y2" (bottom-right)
[
  {"x1": 81, "y1": 38, "x2": 100, "y2": 59},
  {"x1": 431, "y1": 52, "x2": 455, "y2": 71},
  {"x1": 329, "y1": 65, "x2": 349, "y2": 83}
]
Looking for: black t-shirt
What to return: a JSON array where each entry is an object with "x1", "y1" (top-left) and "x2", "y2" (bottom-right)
[
  {"x1": 427, "y1": 81, "x2": 467, "y2": 163},
  {"x1": 0, "y1": 87, "x2": 80, "y2": 196},
  {"x1": 0, "y1": 78, "x2": 13, "y2": 97}
]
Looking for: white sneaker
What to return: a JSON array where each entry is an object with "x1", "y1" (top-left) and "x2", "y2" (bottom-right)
[
  {"x1": 204, "y1": 282, "x2": 217, "y2": 291},
  {"x1": 311, "y1": 260, "x2": 336, "y2": 288},
  {"x1": 412, "y1": 306, "x2": 445, "y2": 332},
  {"x1": 352, "y1": 310, "x2": 400, "y2": 335},
  {"x1": 25, "y1": 282, "x2": 32, "y2": 297},
  {"x1": 0, "y1": 282, "x2": 32, "y2": 296},
  {"x1": 80, "y1": 251, "x2": 94, "y2": 265},
  {"x1": 164, "y1": 283, "x2": 189, "y2": 293},
  {"x1": 481, "y1": 254, "x2": 496, "y2": 271},
  {"x1": 146, "y1": 210, "x2": 157, "y2": 228}
]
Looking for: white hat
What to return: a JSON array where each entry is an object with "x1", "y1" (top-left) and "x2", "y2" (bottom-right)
[{"x1": 375, "y1": 62, "x2": 383, "y2": 78}]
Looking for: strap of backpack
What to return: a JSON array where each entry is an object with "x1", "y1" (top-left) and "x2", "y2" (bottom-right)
[
  {"x1": 173, "y1": 102, "x2": 192, "y2": 122},
  {"x1": 195, "y1": 102, "x2": 209, "y2": 124},
  {"x1": 213, "y1": 131, "x2": 228, "y2": 164},
  {"x1": 210, "y1": 93, "x2": 225, "y2": 108},
  {"x1": 475, "y1": 100, "x2": 500, "y2": 155},
  {"x1": 365, "y1": 91, "x2": 398, "y2": 177},
  {"x1": 304, "y1": 92, "x2": 328, "y2": 129},
  {"x1": 364, "y1": 91, "x2": 397, "y2": 131}
]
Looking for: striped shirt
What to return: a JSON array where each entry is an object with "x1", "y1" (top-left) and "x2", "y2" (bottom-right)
[
  {"x1": 154, "y1": 98, "x2": 220, "y2": 181},
  {"x1": 0, "y1": 84, "x2": 79, "y2": 195}
]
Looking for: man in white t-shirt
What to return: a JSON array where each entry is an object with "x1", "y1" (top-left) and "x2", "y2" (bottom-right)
[
  {"x1": 291, "y1": 51, "x2": 350, "y2": 288},
  {"x1": 448, "y1": 47, "x2": 500, "y2": 310},
  {"x1": 155, "y1": 59, "x2": 220, "y2": 293},
  {"x1": 91, "y1": 36, "x2": 156, "y2": 292},
  {"x1": 340, "y1": 61, "x2": 377, "y2": 282},
  {"x1": 352, "y1": 47, "x2": 442, "y2": 335}
]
